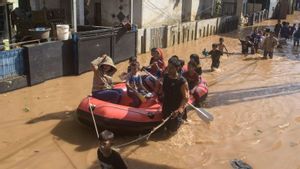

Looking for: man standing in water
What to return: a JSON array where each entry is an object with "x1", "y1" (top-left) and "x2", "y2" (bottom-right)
[
  {"x1": 262, "y1": 32, "x2": 278, "y2": 59},
  {"x1": 162, "y1": 56, "x2": 189, "y2": 133}
]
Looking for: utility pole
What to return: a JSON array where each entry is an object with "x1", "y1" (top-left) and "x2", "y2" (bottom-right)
[{"x1": 130, "y1": 0, "x2": 133, "y2": 25}]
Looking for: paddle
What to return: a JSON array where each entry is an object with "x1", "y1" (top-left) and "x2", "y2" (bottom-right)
[
  {"x1": 142, "y1": 68, "x2": 214, "y2": 123},
  {"x1": 187, "y1": 103, "x2": 213, "y2": 123}
]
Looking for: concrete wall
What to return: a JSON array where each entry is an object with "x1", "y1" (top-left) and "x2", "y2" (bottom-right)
[
  {"x1": 182, "y1": 0, "x2": 192, "y2": 22},
  {"x1": 141, "y1": 0, "x2": 182, "y2": 28},
  {"x1": 182, "y1": 0, "x2": 213, "y2": 21},
  {"x1": 136, "y1": 15, "x2": 241, "y2": 54},
  {"x1": 190, "y1": 0, "x2": 201, "y2": 20},
  {"x1": 268, "y1": 0, "x2": 278, "y2": 18},
  {"x1": 197, "y1": 0, "x2": 214, "y2": 18},
  {"x1": 100, "y1": 0, "x2": 131, "y2": 26},
  {"x1": 247, "y1": 3, "x2": 263, "y2": 13}
]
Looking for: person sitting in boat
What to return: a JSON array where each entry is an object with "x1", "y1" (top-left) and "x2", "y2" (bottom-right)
[
  {"x1": 183, "y1": 60, "x2": 207, "y2": 107},
  {"x1": 91, "y1": 54, "x2": 122, "y2": 104},
  {"x1": 162, "y1": 56, "x2": 189, "y2": 133},
  {"x1": 165, "y1": 55, "x2": 185, "y2": 75},
  {"x1": 143, "y1": 48, "x2": 166, "y2": 92},
  {"x1": 97, "y1": 130, "x2": 127, "y2": 169},
  {"x1": 126, "y1": 62, "x2": 153, "y2": 107},
  {"x1": 190, "y1": 54, "x2": 202, "y2": 76},
  {"x1": 119, "y1": 56, "x2": 138, "y2": 81}
]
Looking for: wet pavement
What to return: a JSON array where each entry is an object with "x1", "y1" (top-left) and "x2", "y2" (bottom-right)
[{"x1": 1, "y1": 12, "x2": 300, "y2": 169}]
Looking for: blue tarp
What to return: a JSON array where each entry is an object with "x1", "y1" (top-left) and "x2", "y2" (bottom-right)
[{"x1": 0, "y1": 48, "x2": 24, "y2": 80}]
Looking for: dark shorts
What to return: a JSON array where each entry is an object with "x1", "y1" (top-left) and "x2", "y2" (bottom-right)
[
  {"x1": 263, "y1": 50, "x2": 273, "y2": 58},
  {"x1": 92, "y1": 89, "x2": 122, "y2": 104},
  {"x1": 164, "y1": 113, "x2": 184, "y2": 132}
]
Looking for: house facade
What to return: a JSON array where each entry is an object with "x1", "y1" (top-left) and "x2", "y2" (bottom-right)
[{"x1": 85, "y1": 0, "x2": 216, "y2": 28}]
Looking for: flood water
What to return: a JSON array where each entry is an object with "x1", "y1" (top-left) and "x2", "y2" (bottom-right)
[{"x1": 1, "y1": 13, "x2": 300, "y2": 169}]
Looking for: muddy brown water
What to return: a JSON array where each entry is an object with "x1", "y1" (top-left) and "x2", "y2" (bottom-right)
[{"x1": 1, "y1": 13, "x2": 300, "y2": 169}]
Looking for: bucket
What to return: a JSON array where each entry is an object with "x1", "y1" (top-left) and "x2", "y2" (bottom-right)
[
  {"x1": 28, "y1": 27, "x2": 51, "y2": 40},
  {"x1": 56, "y1": 25, "x2": 70, "y2": 40},
  {"x1": 3, "y1": 39, "x2": 10, "y2": 50}
]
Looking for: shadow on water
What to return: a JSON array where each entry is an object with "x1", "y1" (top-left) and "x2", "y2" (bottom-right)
[
  {"x1": 207, "y1": 83, "x2": 300, "y2": 107},
  {"x1": 25, "y1": 111, "x2": 173, "y2": 153},
  {"x1": 26, "y1": 111, "x2": 99, "y2": 152},
  {"x1": 89, "y1": 158, "x2": 183, "y2": 169}
]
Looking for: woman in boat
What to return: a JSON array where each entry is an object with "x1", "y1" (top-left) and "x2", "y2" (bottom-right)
[
  {"x1": 162, "y1": 56, "x2": 189, "y2": 133},
  {"x1": 183, "y1": 60, "x2": 207, "y2": 107},
  {"x1": 143, "y1": 48, "x2": 166, "y2": 92},
  {"x1": 91, "y1": 54, "x2": 122, "y2": 104}
]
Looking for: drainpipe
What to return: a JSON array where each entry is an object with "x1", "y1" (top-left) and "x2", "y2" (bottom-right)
[
  {"x1": 130, "y1": 0, "x2": 133, "y2": 25},
  {"x1": 72, "y1": 0, "x2": 77, "y2": 32},
  {"x1": 211, "y1": 0, "x2": 215, "y2": 17}
]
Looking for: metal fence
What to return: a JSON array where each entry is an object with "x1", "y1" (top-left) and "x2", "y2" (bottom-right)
[{"x1": 0, "y1": 48, "x2": 24, "y2": 80}]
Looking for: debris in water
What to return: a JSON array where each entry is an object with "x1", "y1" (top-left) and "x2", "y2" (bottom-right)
[
  {"x1": 23, "y1": 107, "x2": 30, "y2": 112},
  {"x1": 230, "y1": 159, "x2": 252, "y2": 169},
  {"x1": 289, "y1": 142, "x2": 298, "y2": 147},
  {"x1": 251, "y1": 139, "x2": 261, "y2": 145},
  {"x1": 278, "y1": 123, "x2": 290, "y2": 129}
]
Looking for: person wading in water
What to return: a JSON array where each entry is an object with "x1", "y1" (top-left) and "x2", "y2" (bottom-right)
[{"x1": 162, "y1": 56, "x2": 189, "y2": 133}]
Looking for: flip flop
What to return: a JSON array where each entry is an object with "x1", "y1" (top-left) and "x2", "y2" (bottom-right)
[{"x1": 230, "y1": 159, "x2": 252, "y2": 169}]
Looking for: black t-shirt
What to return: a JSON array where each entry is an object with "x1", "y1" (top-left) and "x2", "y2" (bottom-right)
[
  {"x1": 97, "y1": 149, "x2": 127, "y2": 169},
  {"x1": 208, "y1": 50, "x2": 222, "y2": 62},
  {"x1": 162, "y1": 74, "x2": 186, "y2": 118}
]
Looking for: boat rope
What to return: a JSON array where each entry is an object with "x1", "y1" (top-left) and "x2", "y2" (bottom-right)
[
  {"x1": 88, "y1": 96, "x2": 100, "y2": 139},
  {"x1": 114, "y1": 114, "x2": 172, "y2": 149}
]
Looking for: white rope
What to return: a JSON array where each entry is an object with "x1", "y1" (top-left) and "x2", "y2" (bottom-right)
[
  {"x1": 114, "y1": 114, "x2": 172, "y2": 149},
  {"x1": 88, "y1": 97, "x2": 100, "y2": 139}
]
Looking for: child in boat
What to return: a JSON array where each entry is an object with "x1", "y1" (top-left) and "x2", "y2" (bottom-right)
[
  {"x1": 207, "y1": 44, "x2": 223, "y2": 72},
  {"x1": 183, "y1": 60, "x2": 207, "y2": 107},
  {"x1": 143, "y1": 48, "x2": 166, "y2": 91},
  {"x1": 190, "y1": 54, "x2": 202, "y2": 75},
  {"x1": 97, "y1": 130, "x2": 127, "y2": 169},
  {"x1": 119, "y1": 56, "x2": 138, "y2": 81},
  {"x1": 91, "y1": 54, "x2": 122, "y2": 104},
  {"x1": 218, "y1": 38, "x2": 229, "y2": 56},
  {"x1": 126, "y1": 62, "x2": 152, "y2": 107}
]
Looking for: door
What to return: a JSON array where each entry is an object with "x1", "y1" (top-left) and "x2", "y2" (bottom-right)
[{"x1": 94, "y1": 2, "x2": 101, "y2": 26}]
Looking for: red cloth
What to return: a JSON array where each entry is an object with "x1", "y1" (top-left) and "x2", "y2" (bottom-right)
[{"x1": 149, "y1": 48, "x2": 166, "y2": 75}]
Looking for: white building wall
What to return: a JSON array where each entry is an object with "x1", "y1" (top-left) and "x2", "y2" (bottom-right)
[
  {"x1": 100, "y1": 0, "x2": 131, "y2": 26},
  {"x1": 190, "y1": 0, "x2": 201, "y2": 20},
  {"x1": 141, "y1": 0, "x2": 182, "y2": 28},
  {"x1": 268, "y1": 0, "x2": 278, "y2": 18}
]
